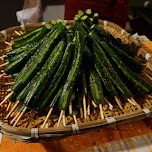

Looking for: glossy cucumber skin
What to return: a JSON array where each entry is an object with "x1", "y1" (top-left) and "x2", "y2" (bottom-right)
[
  {"x1": 89, "y1": 69, "x2": 104, "y2": 105},
  {"x1": 35, "y1": 42, "x2": 74, "y2": 112},
  {"x1": 6, "y1": 42, "x2": 37, "y2": 57},
  {"x1": 109, "y1": 43, "x2": 143, "y2": 73},
  {"x1": 80, "y1": 21, "x2": 90, "y2": 33},
  {"x1": 59, "y1": 31, "x2": 84, "y2": 110},
  {"x1": 12, "y1": 23, "x2": 66, "y2": 93},
  {"x1": 90, "y1": 31, "x2": 142, "y2": 73},
  {"x1": 89, "y1": 35, "x2": 132, "y2": 98},
  {"x1": 101, "y1": 41, "x2": 152, "y2": 94},
  {"x1": 12, "y1": 25, "x2": 48, "y2": 49},
  {"x1": 66, "y1": 32, "x2": 74, "y2": 43},
  {"x1": 91, "y1": 24, "x2": 135, "y2": 57},
  {"x1": 78, "y1": 70, "x2": 88, "y2": 95},
  {"x1": 71, "y1": 21, "x2": 87, "y2": 36},
  {"x1": 14, "y1": 25, "x2": 59, "y2": 81},
  {"x1": 85, "y1": 45, "x2": 117, "y2": 98},
  {"x1": 23, "y1": 40, "x2": 67, "y2": 108},
  {"x1": 13, "y1": 25, "x2": 43, "y2": 42},
  {"x1": 94, "y1": 61, "x2": 117, "y2": 98},
  {"x1": 5, "y1": 51, "x2": 26, "y2": 64},
  {"x1": 4, "y1": 43, "x2": 39, "y2": 75}
]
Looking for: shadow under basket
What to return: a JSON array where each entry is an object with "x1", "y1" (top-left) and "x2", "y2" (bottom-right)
[{"x1": 0, "y1": 20, "x2": 152, "y2": 143}]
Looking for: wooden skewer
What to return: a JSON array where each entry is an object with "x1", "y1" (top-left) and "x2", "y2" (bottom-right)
[
  {"x1": 4, "y1": 82, "x2": 15, "y2": 85},
  {"x1": 10, "y1": 108, "x2": 18, "y2": 117},
  {"x1": 92, "y1": 100, "x2": 98, "y2": 108},
  {"x1": 0, "y1": 62, "x2": 9, "y2": 68},
  {"x1": 63, "y1": 111, "x2": 66, "y2": 126},
  {"x1": 25, "y1": 111, "x2": 36, "y2": 128},
  {"x1": 13, "y1": 106, "x2": 28, "y2": 127},
  {"x1": 0, "y1": 55, "x2": 7, "y2": 60},
  {"x1": 4, "y1": 75, "x2": 12, "y2": 78},
  {"x1": 57, "y1": 110, "x2": 64, "y2": 127},
  {"x1": 15, "y1": 30, "x2": 21, "y2": 36},
  {"x1": 7, "y1": 88, "x2": 12, "y2": 92},
  {"x1": 69, "y1": 99, "x2": 72, "y2": 115},
  {"x1": 142, "y1": 71, "x2": 152, "y2": 81},
  {"x1": 41, "y1": 108, "x2": 53, "y2": 128},
  {"x1": 114, "y1": 96, "x2": 123, "y2": 110},
  {"x1": 6, "y1": 102, "x2": 12, "y2": 111},
  {"x1": 99, "y1": 104, "x2": 104, "y2": 119},
  {"x1": 45, "y1": 122, "x2": 49, "y2": 128},
  {"x1": 104, "y1": 97, "x2": 113, "y2": 110},
  {"x1": 83, "y1": 95, "x2": 87, "y2": 119},
  {"x1": 6, "y1": 100, "x2": 20, "y2": 119},
  {"x1": 0, "y1": 91, "x2": 14, "y2": 106},
  {"x1": 0, "y1": 73, "x2": 7, "y2": 78},
  {"x1": 5, "y1": 41, "x2": 12, "y2": 46},
  {"x1": 87, "y1": 96, "x2": 90, "y2": 115},
  {"x1": 78, "y1": 97, "x2": 83, "y2": 118},
  {"x1": 148, "y1": 95, "x2": 152, "y2": 98},
  {"x1": 20, "y1": 31, "x2": 24, "y2": 35},
  {"x1": 127, "y1": 98, "x2": 136, "y2": 106},
  {"x1": 130, "y1": 97, "x2": 142, "y2": 110},
  {"x1": 10, "y1": 112, "x2": 20, "y2": 125},
  {"x1": 73, "y1": 114, "x2": 78, "y2": 124}
]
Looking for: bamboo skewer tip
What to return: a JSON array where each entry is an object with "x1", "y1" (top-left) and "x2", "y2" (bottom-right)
[
  {"x1": 0, "y1": 73, "x2": 6, "y2": 78},
  {"x1": 5, "y1": 41, "x2": 12, "y2": 46},
  {"x1": 13, "y1": 106, "x2": 27, "y2": 127},
  {"x1": 6, "y1": 100, "x2": 20, "y2": 119},
  {"x1": 0, "y1": 62, "x2": 9, "y2": 68},
  {"x1": 57, "y1": 110, "x2": 64, "y2": 127},
  {"x1": 99, "y1": 104, "x2": 104, "y2": 119},
  {"x1": 83, "y1": 95, "x2": 87, "y2": 119},
  {"x1": 41, "y1": 108, "x2": 53, "y2": 128},
  {"x1": 114, "y1": 96, "x2": 123, "y2": 110},
  {"x1": 63, "y1": 112, "x2": 66, "y2": 126},
  {"x1": 0, "y1": 91, "x2": 14, "y2": 107}
]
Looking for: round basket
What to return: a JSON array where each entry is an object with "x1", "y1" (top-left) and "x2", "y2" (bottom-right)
[{"x1": 0, "y1": 20, "x2": 152, "y2": 143}]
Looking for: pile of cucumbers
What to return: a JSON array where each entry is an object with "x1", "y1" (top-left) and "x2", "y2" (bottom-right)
[{"x1": 4, "y1": 9, "x2": 152, "y2": 116}]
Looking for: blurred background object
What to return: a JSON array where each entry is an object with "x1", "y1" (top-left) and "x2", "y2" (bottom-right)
[
  {"x1": 0, "y1": 0, "x2": 152, "y2": 40},
  {"x1": 16, "y1": 0, "x2": 42, "y2": 25}
]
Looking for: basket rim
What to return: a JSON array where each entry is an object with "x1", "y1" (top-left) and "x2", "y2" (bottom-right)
[{"x1": 0, "y1": 19, "x2": 151, "y2": 142}]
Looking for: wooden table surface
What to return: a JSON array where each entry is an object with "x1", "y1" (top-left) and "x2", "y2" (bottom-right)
[{"x1": 0, "y1": 117, "x2": 152, "y2": 152}]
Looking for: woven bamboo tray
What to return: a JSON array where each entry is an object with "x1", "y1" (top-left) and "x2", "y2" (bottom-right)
[{"x1": 0, "y1": 20, "x2": 152, "y2": 143}]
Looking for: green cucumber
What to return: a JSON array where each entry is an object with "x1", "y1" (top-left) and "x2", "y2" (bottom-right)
[
  {"x1": 4, "y1": 43, "x2": 39, "y2": 75},
  {"x1": 59, "y1": 31, "x2": 84, "y2": 110},
  {"x1": 71, "y1": 21, "x2": 87, "y2": 36},
  {"x1": 6, "y1": 42, "x2": 37, "y2": 57},
  {"x1": 89, "y1": 69, "x2": 104, "y2": 105},
  {"x1": 85, "y1": 9, "x2": 92, "y2": 17},
  {"x1": 85, "y1": 46, "x2": 117, "y2": 98},
  {"x1": 93, "y1": 13, "x2": 99, "y2": 24},
  {"x1": 13, "y1": 25, "x2": 43, "y2": 42},
  {"x1": 90, "y1": 31, "x2": 142, "y2": 73},
  {"x1": 12, "y1": 25, "x2": 48, "y2": 49},
  {"x1": 35, "y1": 42, "x2": 74, "y2": 112},
  {"x1": 77, "y1": 10, "x2": 84, "y2": 17},
  {"x1": 23, "y1": 39, "x2": 66, "y2": 108},
  {"x1": 91, "y1": 24, "x2": 135, "y2": 57},
  {"x1": 12, "y1": 23, "x2": 66, "y2": 93},
  {"x1": 101, "y1": 41, "x2": 152, "y2": 94},
  {"x1": 49, "y1": 19, "x2": 56, "y2": 25},
  {"x1": 89, "y1": 35, "x2": 132, "y2": 98},
  {"x1": 15, "y1": 23, "x2": 63, "y2": 81}
]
